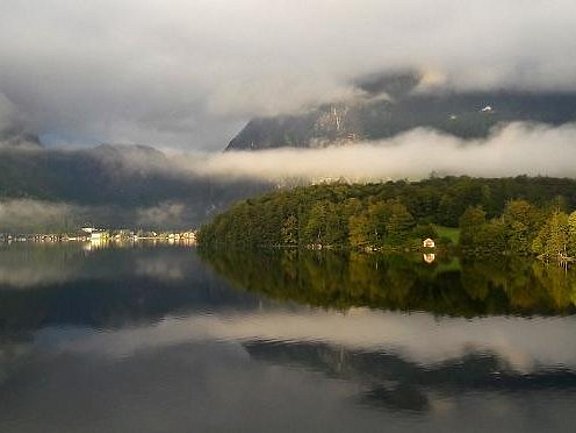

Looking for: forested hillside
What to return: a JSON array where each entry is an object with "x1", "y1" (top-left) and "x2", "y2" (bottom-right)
[{"x1": 198, "y1": 176, "x2": 576, "y2": 257}]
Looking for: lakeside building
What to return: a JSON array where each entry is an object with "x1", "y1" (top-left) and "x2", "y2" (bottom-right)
[{"x1": 422, "y1": 238, "x2": 436, "y2": 249}]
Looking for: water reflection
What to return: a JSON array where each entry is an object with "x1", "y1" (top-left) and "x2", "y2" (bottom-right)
[
  {"x1": 0, "y1": 241, "x2": 200, "y2": 289},
  {"x1": 1, "y1": 244, "x2": 576, "y2": 432},
  {"x1": 423, "y1": 253, "x2": 435, "y2": 264},
  {"x1": 244, "y1": 339, "x2": 576, "y2": 413},
  {"x1": 200, "y1": 249, "x2": 576, "y2": 316}
]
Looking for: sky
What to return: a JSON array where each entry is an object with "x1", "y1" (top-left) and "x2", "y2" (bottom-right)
[{"x1": 1, "y1": 0, "x2": 576, "y2": 151}]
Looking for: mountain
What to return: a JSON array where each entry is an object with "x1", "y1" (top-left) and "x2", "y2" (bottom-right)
[
  {"x1": 0, "y1": 127, "x2": 42, "y2": 149},
  {"x1": 0, "y1": 144, "x2": 268, "y2": 229},
  {"x1": 226, "y1": 88, "x2": 576, "y2": 151}
]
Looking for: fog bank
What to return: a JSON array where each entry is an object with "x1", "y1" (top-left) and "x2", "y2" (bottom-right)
[{"x1": 191, "y1": 122, "x2": 576, "y2": 181}]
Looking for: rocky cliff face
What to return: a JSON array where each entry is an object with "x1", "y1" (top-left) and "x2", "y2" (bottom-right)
[
  {"x1": 226, "y1": 101, "x2": 365, "y2": 151},
  {"x1": 226, "y1": 90, "x2": 576, "y2": 151}
]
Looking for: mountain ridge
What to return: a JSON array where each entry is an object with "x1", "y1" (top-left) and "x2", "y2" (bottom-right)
[{"x1": 226, "y1": 90, "x2": 576, "y2": 151}]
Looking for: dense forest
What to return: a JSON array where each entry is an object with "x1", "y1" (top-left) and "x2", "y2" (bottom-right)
[{"x1": 198, "y1": 176, "x2": 576, "y2": 261}]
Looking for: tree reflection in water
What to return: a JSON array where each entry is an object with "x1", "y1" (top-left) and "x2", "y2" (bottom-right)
[
  {"x1": 1, "y1": 244, "x2": 576, "y2": 432},
  {"x1": 200, "y1": 249, "x2": 576, "y2": 317}
]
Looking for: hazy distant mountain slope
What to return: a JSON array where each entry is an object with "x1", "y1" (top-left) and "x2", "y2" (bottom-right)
[
  {"x1": 0, "y1": 126, "x2": 42, "y2": 149},
  {"x1": 226, "y1": 91, "x2": 576, "y2": 151},
  {"x1": 0, "y1": 144, "x2": 268, "y2": 228}
]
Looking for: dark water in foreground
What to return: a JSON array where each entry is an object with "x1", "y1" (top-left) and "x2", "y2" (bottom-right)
[{"x1": 1, "y1": 243, "x2": 576, "y2": 432}]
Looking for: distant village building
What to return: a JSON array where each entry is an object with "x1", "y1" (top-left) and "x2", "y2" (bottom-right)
[
  {"x1": 480, "y1": 105, "x2": 493, "y2": 113},
  {"x1": 81, "y1": 227, "x2": 108, "y2": 241},
  {"x1": 422, "y1": 238, "x2": 435, "y2": 248}
]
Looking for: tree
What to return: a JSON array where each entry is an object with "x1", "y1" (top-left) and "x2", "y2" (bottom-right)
[
  {"x1": 547, "y1": 211, "x2": 569, "y2": 260},
  {"x1": 281, "y1": 215, "x2": 299, "y2": 245},
  {"x1": 348, "y1": 213, "x2": 372, "y2": 250},
  {"x1": 385, "y1": 201, "x2": 416, "y2": 244},
  {"x1": 568, "y1": 211, "x2": 576, "y2": 256},
  {"x1": 303, "y1": 201, "x2": 329, "y2": 246},
  {"x1": 459, "y1": 206, "x2": 487, "y2": 252},
  {"x1": 501, "y1": 199, "x2": 541, "y2": 255},
  {"x1": 532, "y1": 210, "x2": 569, "y2": 261}
]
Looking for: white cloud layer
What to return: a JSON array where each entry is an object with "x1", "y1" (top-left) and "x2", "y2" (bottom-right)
[
  {"x1": 136, "y1": 202, "x2": 187, "y2": 227},
  {"x1": 188, "y1": 122, "x2": 576, "y2": 181},
  {"x1": 0, "y1": 199, "x2": 79, "y2": 231},
  {"x1": 0, "y1": 1, "x2": 576, "y2": 149},
  {"x1": 57, "y1": 308, "x2": 576, "y2": 373}
]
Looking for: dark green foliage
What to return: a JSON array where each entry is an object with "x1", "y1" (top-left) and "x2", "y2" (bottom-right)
[
  {"x1": 199, "y1": 176, "x2": 576, "y2": 252},
  {"x1": 459, "y1": 206, "x2": 488, "y2": 254},
  {"x1": 500, "y1": 199, "x2": 543, "y2": 255},
  {"x1": 199, "y1": 188, "x2": 423, "y2": 250},
  {"x1": 458, "y1": 200, "x2": 576, "y2": 261}
]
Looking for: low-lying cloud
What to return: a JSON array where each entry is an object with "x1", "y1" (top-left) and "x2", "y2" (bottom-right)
[
  {"x1": 0, "y1": 199, "x2": 202, "y2": 232},
  {"x1": 190, "y1": 122, "x2": 576, "y2": 181},
  {"x1": 0, "y1": 92, "x2": 40, "y2": 149},
  {"x1": 136, "y1": 202, "x2": 187, "y2": 228},
  {"x1": 3, "y1": 122, "x2": 576, "y2": 231},
  {"x1": 0, "y1": 199, "x2": 82, "y2": 232}
]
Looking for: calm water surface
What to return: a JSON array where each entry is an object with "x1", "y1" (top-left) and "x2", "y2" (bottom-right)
[{"x1": 1, "y1": 242, "x2": 576, "y2": 432}]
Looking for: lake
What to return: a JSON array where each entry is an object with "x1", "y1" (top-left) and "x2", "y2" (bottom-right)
[{"x1": 1, "y1": 242, "x2": 576, "y2": 432}]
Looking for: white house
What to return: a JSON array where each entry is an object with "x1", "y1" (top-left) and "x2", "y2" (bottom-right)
[{"x1": 422, "y1": 238, "x2": 435, "y2": 248}]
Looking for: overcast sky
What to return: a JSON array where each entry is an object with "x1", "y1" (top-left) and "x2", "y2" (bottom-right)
[{"x1": 1, "y1": 0, "x2": 576, "y2": 151}]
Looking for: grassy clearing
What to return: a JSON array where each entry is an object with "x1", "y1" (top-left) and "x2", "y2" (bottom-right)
[{"x1": 435, "y1": 225, "x2": 460, "y2": 244}]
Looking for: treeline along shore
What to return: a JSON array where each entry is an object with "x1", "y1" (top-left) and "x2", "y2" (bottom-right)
[{"x1": 197, "y1": 176, "x2": 576, "y2": 263}]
